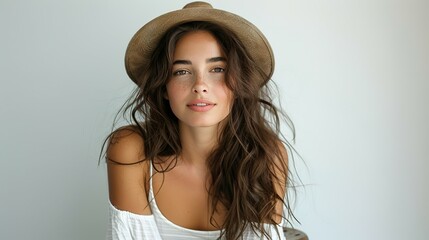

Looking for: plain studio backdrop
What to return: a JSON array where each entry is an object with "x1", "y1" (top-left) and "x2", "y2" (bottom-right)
[{"x1": 1, "y1": 0, "x2": 428, "y2": 239}]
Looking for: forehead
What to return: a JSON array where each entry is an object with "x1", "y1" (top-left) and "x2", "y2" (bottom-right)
[{"x1": 173, "y1": 30, "x2": 225, "y2": 59}]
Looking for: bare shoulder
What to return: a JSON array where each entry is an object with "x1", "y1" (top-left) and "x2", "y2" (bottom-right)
[
  {"x1": 106, "y1": 125, "x2": 151, "y2": 215},
  {"x1": 107, "y1": 125, "x2": 145, "y2": 164}
]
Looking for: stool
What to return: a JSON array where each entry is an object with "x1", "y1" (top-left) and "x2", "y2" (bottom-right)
[{"x1": 283, "y1": 227, "x2": 308, "y2": 240}]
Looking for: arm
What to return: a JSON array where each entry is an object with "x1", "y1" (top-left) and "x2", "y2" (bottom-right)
[
  {"x1": 273, "y1": 142, "x2": 289, "y2": 225},
  {"x1": 106, "y1": 126, "x2": 151, "y2": 215},
  {"x1": 106, "y1": 126, "x2": 161, "y2": 240}
]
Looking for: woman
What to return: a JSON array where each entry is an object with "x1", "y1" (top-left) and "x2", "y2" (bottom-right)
[{"x1": 104, "y1": 2, "x2": 296, "y2": 239}]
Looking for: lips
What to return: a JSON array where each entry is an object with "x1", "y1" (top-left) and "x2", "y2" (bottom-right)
[{"x1": 186, "y1": 99, "x2": 216, "y2": 112}]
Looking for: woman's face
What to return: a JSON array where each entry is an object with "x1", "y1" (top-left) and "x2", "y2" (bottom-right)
[{"x1": 165, "y1": 30, "x2": 233, "y2": 128}]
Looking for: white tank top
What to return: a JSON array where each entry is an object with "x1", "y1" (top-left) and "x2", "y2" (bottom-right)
[{"x1": 106, "y1": 162, "x2": 286, "y2": 240}]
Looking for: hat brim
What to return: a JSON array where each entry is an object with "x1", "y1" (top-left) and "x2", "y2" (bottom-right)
[{"x1": 125, "y1": 4, "x2": 274, "y2": 86}]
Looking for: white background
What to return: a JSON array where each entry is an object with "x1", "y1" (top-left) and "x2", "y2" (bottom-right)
[{"x1": 1, "y1": 0, "x2": 428, "y2": 239}]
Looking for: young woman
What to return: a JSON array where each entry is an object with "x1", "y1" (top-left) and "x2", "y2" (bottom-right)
[{"x1": 104, "y1": 2, "x2": 296, "y2": 239}]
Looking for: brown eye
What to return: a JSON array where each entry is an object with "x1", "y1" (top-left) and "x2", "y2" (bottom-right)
[
  {"x1": 173, "y1": 70, "x2": 190, "y2": 76},
  {"x1": 211, "y1": 67, "x2": 225, "y2": 73}
]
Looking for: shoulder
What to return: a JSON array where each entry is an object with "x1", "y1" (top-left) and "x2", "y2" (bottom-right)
[
  {"x1": 107, "y1": 125, "x2": 145, "y2": 164},
  {"x1": 106, "y1": 125, "x2": 152, "y2": 215}
]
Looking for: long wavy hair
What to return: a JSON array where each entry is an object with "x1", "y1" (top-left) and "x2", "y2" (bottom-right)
[{"x1": 102, "y1": 21, "x2": 298, "y2": 240}]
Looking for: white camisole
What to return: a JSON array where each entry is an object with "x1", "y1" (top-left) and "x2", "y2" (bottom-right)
[{"x1": 107, "y1": 163, "x2": 286, "y2": 240}]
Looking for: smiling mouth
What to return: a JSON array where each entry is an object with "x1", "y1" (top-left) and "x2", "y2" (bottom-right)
[{"x1": 190, "y1": 103, "x2": 211, "y2": 106}]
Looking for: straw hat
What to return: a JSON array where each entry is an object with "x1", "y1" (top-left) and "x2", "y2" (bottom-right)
[{"x1": 125, "y1": 1, "x2": 274, "y2": 85}]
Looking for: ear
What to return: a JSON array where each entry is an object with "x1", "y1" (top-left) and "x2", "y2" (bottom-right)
[{"x1": 163, "y1": 91, "x2": 169, "y2": 100}]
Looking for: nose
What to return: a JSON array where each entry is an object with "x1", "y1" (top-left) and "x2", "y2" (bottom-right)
[{"x1": 192, "y1": 73, "x2": 208, "y2": 93}]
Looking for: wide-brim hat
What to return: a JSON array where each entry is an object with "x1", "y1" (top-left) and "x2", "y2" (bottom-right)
[{"x1": 125, "y1": 1, "x2": 274, "y2": 86}]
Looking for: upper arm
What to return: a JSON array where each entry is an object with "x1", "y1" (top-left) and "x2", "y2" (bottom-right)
[
  {"x1": 106, "y1": 126, "x2": 151, "y2": 215},
  {"x1": 273, "y1": 141, "x2": 289, "y2": 224}
]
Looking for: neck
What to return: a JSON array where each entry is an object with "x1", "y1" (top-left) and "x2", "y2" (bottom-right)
[{"x1": 178, "y1": 123, "x2": 220, "y2": 167}]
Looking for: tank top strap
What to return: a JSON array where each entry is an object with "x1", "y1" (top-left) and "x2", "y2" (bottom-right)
[{"x1": 148, "y1": 159, "x2": 155, "y2": 202}]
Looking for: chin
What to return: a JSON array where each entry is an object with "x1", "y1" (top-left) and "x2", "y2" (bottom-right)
[
  {"x1": 179, "y1": 117, "x2": 226, "y2": 128},
  {"x1": 187, "y1": 121, "x2": 222, "y2": 128}
]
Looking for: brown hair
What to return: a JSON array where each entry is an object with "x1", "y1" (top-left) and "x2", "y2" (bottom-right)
[{"x1": 103, "y1": 21, "x2": 298, "y2": 239}]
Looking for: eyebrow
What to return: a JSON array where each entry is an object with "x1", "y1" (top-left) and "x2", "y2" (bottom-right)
[
  {"x1": 172, "y1": 57, "x2": 226, "y2": 65},
  {"x1": 207, "y1": 56, "x2": 226, "y2": 63}
]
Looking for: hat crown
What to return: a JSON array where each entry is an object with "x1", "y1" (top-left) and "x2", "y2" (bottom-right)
[{"x1": 183, "y1": 1, "x2": 213, "y2": 9}]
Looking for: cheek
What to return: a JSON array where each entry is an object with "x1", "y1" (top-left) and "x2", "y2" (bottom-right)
[
  {"x1": 221, "y1": 85, "x2": 234, "y2": 108},
  {"x1": 165, "y1": 82, "x2": 184, "y2": 100},
  {"x1": 165, "y1": 82, "x2": 192, "y2": 111}
]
